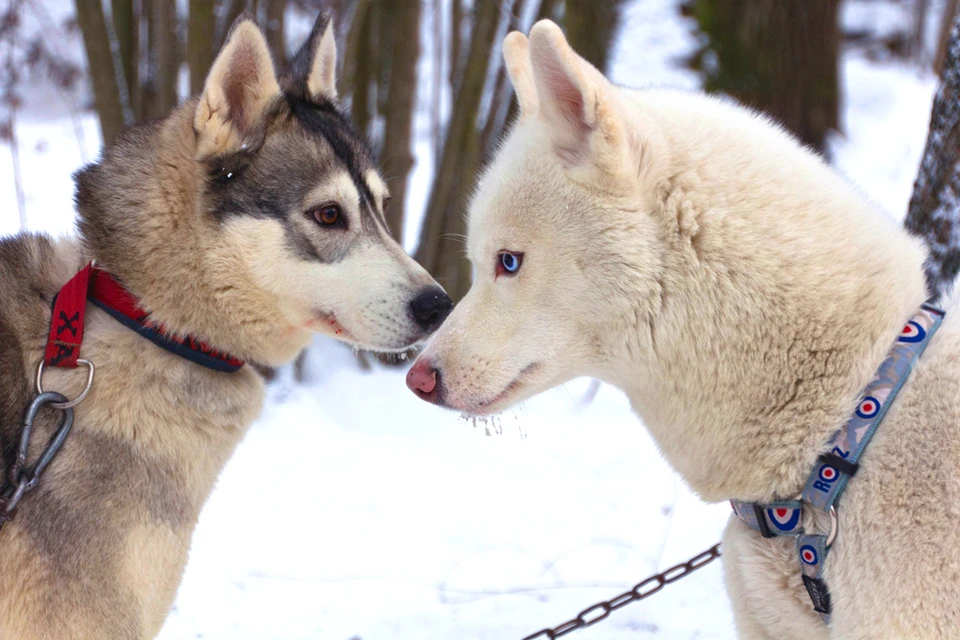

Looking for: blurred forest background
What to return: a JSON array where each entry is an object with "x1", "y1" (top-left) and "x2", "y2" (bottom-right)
[
  {"x1": 2, "y1": 0, "x2": 959, "y2": 302},
  {"x1": 4, "y1": 5, "x2": 960, "y2": 636}
]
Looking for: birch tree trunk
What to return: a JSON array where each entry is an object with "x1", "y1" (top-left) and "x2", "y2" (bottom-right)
[
  {"x1": 75, "y1": 0, "x2": 126, "y2": 143},
  {"x1": 905, "y1": 12, "x2": 960, "y2": 299}
]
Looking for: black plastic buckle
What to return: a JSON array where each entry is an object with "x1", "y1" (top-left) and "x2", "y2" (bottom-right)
[
  {"x1": 802, "y1": 574, "x2": 832, "y2": 614},
  {"x1": 818, "y1": 452, "x2": 859, "y2": 477},
  {"x1": 752, "y1": 504, "x2": 775, "y2": 538}
]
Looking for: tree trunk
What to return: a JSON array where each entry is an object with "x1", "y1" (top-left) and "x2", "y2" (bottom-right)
[
  {"x1": 341, "y1": 0, "x2": 373, "y2": 98},
  {"x1": 217, "y1": 0, "x2": 248, "y2": 52},
  {"x1": 154, "y1": 0, "x2": 179, "y2": 114},
  {"x1": 564, "y1": 0, "x2": 627, "y2": 73},
  {"x1": 431, "y1": 0, "x2": 443, "y2": 159},
  {"x1": 687, "y1": 0, "x2": 841, "y2": 154},
  {"x1": 911, "y1": 0, "x2": 931, "y2": 63},
  {"x1": 450, "y1": 0, "x2": 464, "y2": 92},
  {"x1": 905, "y1": 12, "x2": 960, "y2": 300},
  {"x1": 75, "y1": 0, "x2": 127, "y2": 143},
  {"x1": 188, "y1": 0, "x2": 217, "y2": 95},
  {"x1": 140, "y1": 0, "x2": 156, "y2": 120},
  {"x1": 537, "y1": 0, "x2": 561, "y2": 22},
  {"x1": 380, "y1": 0, "x2": 422, "y2": 239},
  {"x1": 110, "y1": 0, "x2": 137, "y2": 112},
  {"x1": 141, "y1": 0, "x2": 179, "y2": 119},
  {"x1": 936, "y1": 0, "x2": 960, "y2": 75},
  {"x1": 348, "y1": 0, "x2": 375, "y2": 139},
  {"x1": 495, "y1": 0, "x2": 560, "y2": 141},
  {"x1": 375, "y1": 0, "x2": 394, "y2": 123},
  {"x1": 415, "y1": 0, "x2": 501, "y2": 302},
  {"x1": 265, "y1": 0, "x2": 286, "y2": 68},
  {"x1": 481, "y1": 0, "x2": 527, "y2": 160}
]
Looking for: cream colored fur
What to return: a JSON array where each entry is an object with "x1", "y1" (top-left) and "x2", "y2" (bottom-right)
[{"x1": 414, "y1": 20, "x2": 960, "y2": 638}]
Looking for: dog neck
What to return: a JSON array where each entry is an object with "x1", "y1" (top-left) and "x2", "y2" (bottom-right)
[
  {"x1": 74, "y1": 103, "x2": 312, "y2": 366},
  {"x1": 602, "y1": 91, "x2": 930, "y2": 504}
]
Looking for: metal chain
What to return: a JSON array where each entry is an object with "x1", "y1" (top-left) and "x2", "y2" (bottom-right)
[{"x1": 521, "y1": 543, "x2": 722, "y2": 640}]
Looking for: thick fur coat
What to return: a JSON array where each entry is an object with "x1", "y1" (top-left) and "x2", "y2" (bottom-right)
[
  {"x1": 409, "y1": 20, "x2": 960, "y2": 638},
  {"x1": 0, "y1": 15, "x2": 447, "y2": 639}
]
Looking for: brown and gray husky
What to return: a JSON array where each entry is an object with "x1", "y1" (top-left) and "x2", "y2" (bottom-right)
[{"x1": 0, "y1": 14, "x2": 450, "y2": 640}]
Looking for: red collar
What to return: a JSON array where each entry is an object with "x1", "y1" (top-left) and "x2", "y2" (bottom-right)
[{"x1": 45, "y1": 263, "x2": 244, "y2": 373}]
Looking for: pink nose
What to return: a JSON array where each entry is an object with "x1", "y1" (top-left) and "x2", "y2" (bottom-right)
[{"x1": 406, "y1": 358, "x2": 440, "y2": 403}]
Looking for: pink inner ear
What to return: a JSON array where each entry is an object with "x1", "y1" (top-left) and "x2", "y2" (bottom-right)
[
  {"x1": 222, "y1": 42, "x2": 259, "y2": 133},
  {"x1": 543, "y1": 63, "x2": 586, "y2": 128},
  {"x1": 540, "y1": 62, "x2": 591, "y2": 165},
  {"x1": 532, "y1": 46, "x2": 593, "y2": 166}
]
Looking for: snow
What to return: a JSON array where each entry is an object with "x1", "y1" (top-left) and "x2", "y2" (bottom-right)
[
  {"x1": 0, "y1": 1, "x2": 940, "y2": 638},
  {"x1": 830, "y1": 54, "x2": 937, "y2": 219}
]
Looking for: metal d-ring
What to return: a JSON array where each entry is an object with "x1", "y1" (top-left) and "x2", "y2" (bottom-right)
[
  {"x1": 826, "y1": 505, "x2": 839, "y2": 548},
  {"x1": 35, "y1": 359, "x2": 95, "y2": 410}
]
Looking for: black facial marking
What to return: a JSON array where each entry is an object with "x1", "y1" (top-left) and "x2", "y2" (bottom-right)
[
  {"x1": 286, "y1": 96, "x2": 389, "y2": 231},
  {"x1": 207, "y1": 151, "x2": 254, "y2": 186},
  {"x1": 201, "y1": 94, "x2": 391, "y2": 264}
]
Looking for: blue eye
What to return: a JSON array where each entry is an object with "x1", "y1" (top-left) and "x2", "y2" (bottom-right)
[{"x1": 497, "y1": 251, "x2": 524, "y2": 277}]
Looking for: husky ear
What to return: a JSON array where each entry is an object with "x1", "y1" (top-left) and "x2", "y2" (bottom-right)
[
  {"x1": 194, "y1": 16, "x2": 279, "y2": 160},
  {"x1": 504, "y1": 31, "x2": 538, "y2": 119},
  {"x1": 281, "y1": 12, "x2": 338, "y2": 103},
  {"x1": 528, "y1": 20, "x2": 622, "y2": 167}
]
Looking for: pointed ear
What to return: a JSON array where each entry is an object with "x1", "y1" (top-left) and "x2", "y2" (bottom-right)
[
  {"x1": 504, "y1": 31, "x2": 537, "y2": 119},
  {"x1": 528, "y1": 20, "x2": 622, "y2": 167},
  {"x1": 281, "y1": 12, "x2": 338, "y2": 103},
  {"x1": 194, "y1": 16, "x2": 280, "y2": 160}
]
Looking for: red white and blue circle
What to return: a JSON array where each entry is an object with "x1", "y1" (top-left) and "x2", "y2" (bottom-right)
[
  {"x1": 898, "y1": 321, "x2": 926, "y2": 343},
  {"x1": 856, "y1": 396, "x2": 880, "y2": 419},
  {"x1": 767, "y1": 507, "x2": 801, "y2": 532},
  {"x1": 800, "y1": 545, "x2": 819, "y2": 566},
  {"x1": 819, "y1": 465, "x2": 839, "y2": 483}
]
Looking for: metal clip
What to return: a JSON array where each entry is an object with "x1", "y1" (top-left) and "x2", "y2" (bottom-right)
[
  {"x1": 826, "y1": 505, "x2": 839, "y2": 548},
  {"x1": 0, "y1": 392, "x2": 74, "y2": 532}
]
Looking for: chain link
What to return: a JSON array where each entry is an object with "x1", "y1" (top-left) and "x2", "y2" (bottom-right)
[{"x1": 521, "y1": 543, "x2": 722, "y2": 640}]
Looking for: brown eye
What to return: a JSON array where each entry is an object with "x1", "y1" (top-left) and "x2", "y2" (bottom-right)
[
  {"x1": 382, "y1": 196, "x2": 392, "y2": 214},
  {"x1": 311, "y1": 204, "x2": 343, "y2": 227}
]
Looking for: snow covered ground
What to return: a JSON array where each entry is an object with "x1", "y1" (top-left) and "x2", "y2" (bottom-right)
[{"x1": 0, "y1": 1, "x2": 939, "y2": 638}]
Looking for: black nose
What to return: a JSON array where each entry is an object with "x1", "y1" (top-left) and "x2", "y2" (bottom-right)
[{"x1": 409, "y1": 287, "x2": 453, "y2": 332}]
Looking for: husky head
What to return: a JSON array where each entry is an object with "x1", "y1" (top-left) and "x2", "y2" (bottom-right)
[
  {"x1": 406, "y1": 21, "x2": 666, "y2": 413},
  {"x1": 76, "y1": 14, "x2": 451, "y2": 365}
]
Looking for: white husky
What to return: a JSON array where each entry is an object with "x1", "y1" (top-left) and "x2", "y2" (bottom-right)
[{"x1": 406, "y1": 20, "x2": 960, "y2": 639}]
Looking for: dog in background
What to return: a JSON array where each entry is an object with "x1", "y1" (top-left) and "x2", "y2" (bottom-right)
[{"x1": 0, "y1": 13, "x2": 451, "y2": 639}]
